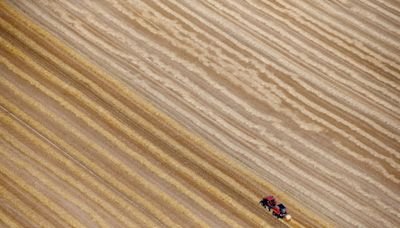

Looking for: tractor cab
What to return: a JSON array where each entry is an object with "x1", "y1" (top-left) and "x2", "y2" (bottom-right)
[{"x1": 259, "y1": 196, "x2": 276, "y2": 211}]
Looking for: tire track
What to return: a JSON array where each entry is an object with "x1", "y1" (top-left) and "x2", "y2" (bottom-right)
[
  {"x1": 0, "y1": 75, "x2": 186, "y2": 227},
  {"x1": 0, "y1": 204, "x2": 22, "y2": 228},
  {"x1": 0, "y1": 184, "x2": 53, "y2": 228},
  {"x1": 10, "y1": 0, "x2": 396, "y2": 224},
  {"x1": 53, "y1": 0, "x2": 400, "y2": 167},
  {"x1": 0, "y1": 139, "x2": 109, "y2": 228},
  {"x1": 0, "y1": 35, "x2": 252, "y2": 227},
  {"x1": 0, "y1": 30, "x2": 280, "y2": 226},
  {"x1": 0, "y1": 98, "x2": 160, "y2": 227},
  {"x1": 0, "y1": 162, "x2": 83, "y2": 227},
  {"x1": 0, "y1": 7, "x2": 288, "y2": 226},
  {"x1": 0, "y1": 1, "x2": 324, "y2": 226},
  {"x1": 2, "y1": 0, "x2": 397, "y2": 226},
  {"x1": 0, "y1": 117, "x2": 144, "y2": 227}
]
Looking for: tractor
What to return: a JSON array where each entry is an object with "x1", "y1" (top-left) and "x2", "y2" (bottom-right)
[{"x1": 259, "y1": 196, "x2": 291, "y2": 221}]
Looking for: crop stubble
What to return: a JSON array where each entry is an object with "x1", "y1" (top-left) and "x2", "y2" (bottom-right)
[{"x1": 1, "y1": 0, "x2": 399, "y2": 227}]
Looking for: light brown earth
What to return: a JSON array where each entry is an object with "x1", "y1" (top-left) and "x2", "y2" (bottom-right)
[{"x1": 1, "y1": 0, "x2": 400, "y2": 227}]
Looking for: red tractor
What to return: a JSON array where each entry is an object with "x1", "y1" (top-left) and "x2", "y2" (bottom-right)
[{"x1": 259, "y1": 196, "x2": 291, "y2": 221}]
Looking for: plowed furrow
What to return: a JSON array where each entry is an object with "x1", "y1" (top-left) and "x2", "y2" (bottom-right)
[{"x1": 2, "y1": 0, "x2": 398, "y2": 227}]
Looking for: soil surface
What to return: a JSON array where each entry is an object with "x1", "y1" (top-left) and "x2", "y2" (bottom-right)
[{"x1": 1, "y1": 0, "x2": 399, "y2": 227}]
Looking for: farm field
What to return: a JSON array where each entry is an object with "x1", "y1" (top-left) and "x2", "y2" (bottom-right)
[{"x1": 1, "y1": 0, "x2": 399, "y2": 227}]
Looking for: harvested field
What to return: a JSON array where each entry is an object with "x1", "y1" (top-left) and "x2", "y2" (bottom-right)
[{"x1": 1, "y1": 0, "x2": 399, "y2": 227}]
